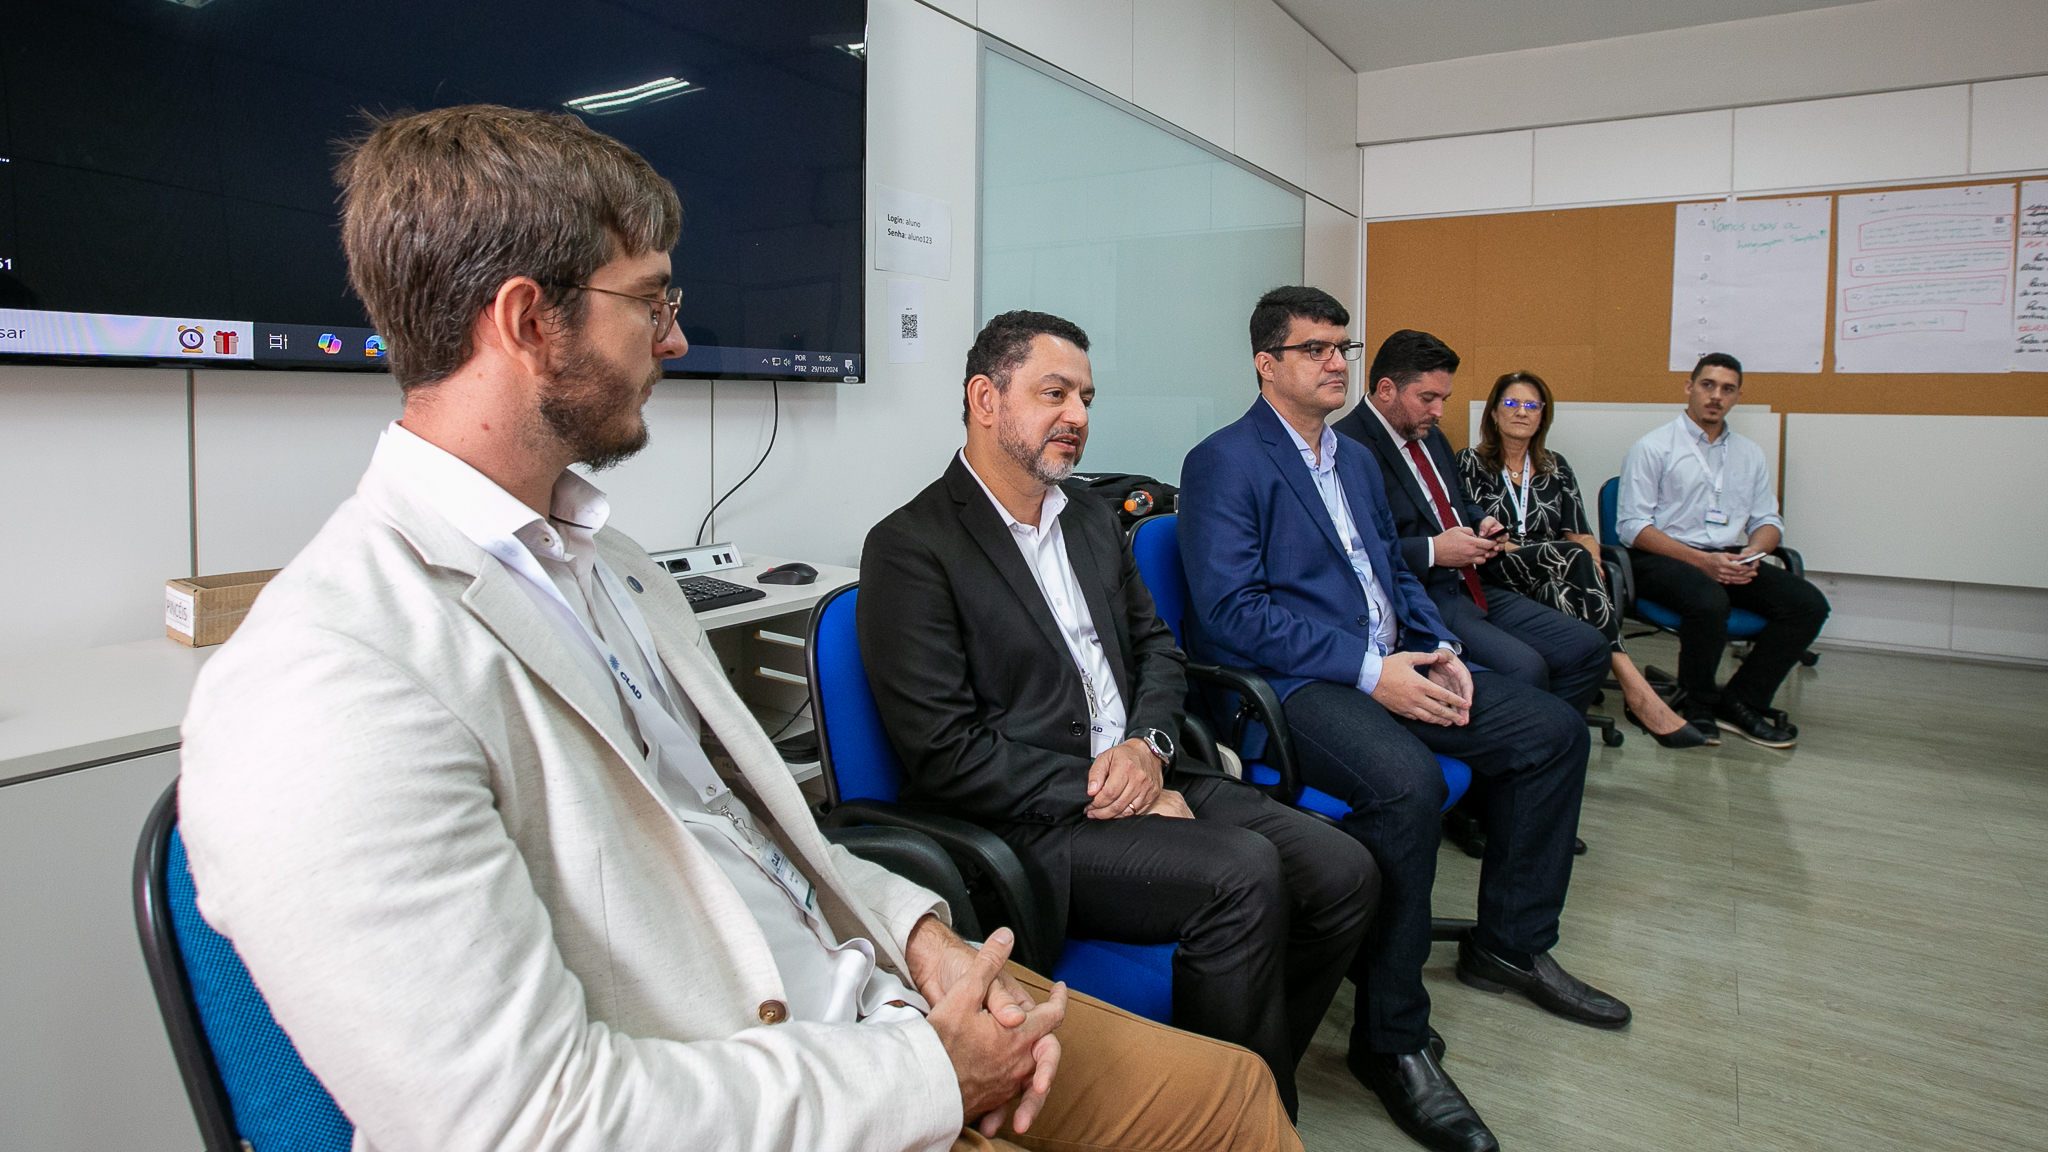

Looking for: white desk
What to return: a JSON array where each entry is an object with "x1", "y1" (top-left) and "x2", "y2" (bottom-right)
[
  {"x1": 0, "y1": 639, "x2": 214, "y2": 787},
  {"x1": 695, "y1": 553, "x2": 859, "y2": 631}
]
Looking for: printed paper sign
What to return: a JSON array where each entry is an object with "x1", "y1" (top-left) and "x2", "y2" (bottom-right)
[
  {"x1": 873, "y1": 184, "x2": 952, "y2": 280},
  {"x1": 887, "y1": 278, "x2": 925, "y2": 364}
]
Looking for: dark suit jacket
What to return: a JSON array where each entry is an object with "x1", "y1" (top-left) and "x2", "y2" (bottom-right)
[
  {"x1": 1331, "y1": 403, "x2": 1488, "y2": 601},
  {"x1": 858, "y1": 453, "x2": 1212, "y2": 932},
  {"x1": 1178, "y1": 398, "x2": 1457, "y2": 719}
]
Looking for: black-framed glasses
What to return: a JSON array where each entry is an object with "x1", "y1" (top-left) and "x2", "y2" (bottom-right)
[
  {"x1": 1263, "y1": 340, "x2": 1363, "y2": 363},
  {"x1": 547, "y1": 282, "x2": 684, "y2": 342},
  {"x1": 1499, "y1": 398, "x2": 1544, "y2": 411}
]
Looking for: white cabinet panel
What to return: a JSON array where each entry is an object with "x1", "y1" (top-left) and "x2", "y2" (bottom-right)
[
  {"x1": 0, "y1": 750, "x2": 196, "y2": 1152},
  {"x1": 1304, "y1": 194, "x2": 1359, "y2": 325},
  {"x1": 1970, "y1": 74, "x2": 2048, "y2": 174},
  {"x1": 1534, "y1": 110, "x2": 1732, "y2": 206},
  {"x1": 1733, "y1": 86, "x2": 1970, "y2": 192},
  {"x1": 1232, "y1": 0, "x2": 1307, "y2": 187},
  {"x1": 192, "y1": 370, "x2": 399, "y2": 574},
  {"x1": 1303, "y1": 36, "x2": 1359, "y2": 213},
  {"x1": 1132, "y1": 0, "x2": 1235, "y2": 151},
  {"x1": 0, "y1": 366, "x2": 190, "y2": 657},
  {"x1": 1361, "y1": 131, "x2": 1531, "y2": 219},
  {"x1": 979, "y1": 0, "x2": 1134, "y2": 100},
  {"x1": 1785, "y1": 414, "x2": 2048, "y2": 587},
  {"x1": 1953, "y1": 581, "x2": 2048, "y2": 660}
]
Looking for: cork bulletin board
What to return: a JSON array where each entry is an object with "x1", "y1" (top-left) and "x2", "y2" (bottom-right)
[{"x1": 1364, "y1": 179, "x2": 2048, "y2": 451}]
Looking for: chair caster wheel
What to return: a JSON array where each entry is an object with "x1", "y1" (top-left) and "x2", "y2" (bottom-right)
[
  {"x1": 1602, "y1": 727, "x2": 1625, "y2": 747},
  {"x1": 1799, "y1": 651, "x2": 1820, "y2": 667}
]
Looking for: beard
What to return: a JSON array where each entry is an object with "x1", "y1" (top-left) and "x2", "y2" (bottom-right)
[
  {"x1": 996, "y1": 410, "x2": 1084, "y2": 485},
  {"x1": 536, "y1": 328, "x2": 657, "y2": 471}
]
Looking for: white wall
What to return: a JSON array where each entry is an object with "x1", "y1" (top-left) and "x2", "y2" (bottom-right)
[{"x1": 1355, "y1": 0, "x2": 2047, "y2": 145}]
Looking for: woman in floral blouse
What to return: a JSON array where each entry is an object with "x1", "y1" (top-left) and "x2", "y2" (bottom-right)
[{"x1": 1458, "y1": 371, "x2": 1705, "y2": 748}]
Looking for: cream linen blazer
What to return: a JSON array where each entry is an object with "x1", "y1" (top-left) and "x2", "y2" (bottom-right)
[{"x1": 178, "y1": 465, "x2": 964, "y2": 1152}]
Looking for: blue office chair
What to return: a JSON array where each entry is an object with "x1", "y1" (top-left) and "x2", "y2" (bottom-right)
[
  {"x1": 807, "y1": 584, "x2": 1177, "y2": 1024},
  {"x1": 1596, "y1": 477, "x2": 1818, "y2": 672},
  {"x1": 136, "y1": 784, "x2": 999, "y2": 1151},
  {"x1": 133, "y1": 782, "x2": 355, "y2": 1152},
  {"x1": 1127, "y1": 514, "x2": 1477, "y2": 941}
]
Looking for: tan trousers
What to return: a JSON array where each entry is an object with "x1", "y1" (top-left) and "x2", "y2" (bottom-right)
[{"x1": 951, "y1": 964, "x2": 1304, "y2": 1152}]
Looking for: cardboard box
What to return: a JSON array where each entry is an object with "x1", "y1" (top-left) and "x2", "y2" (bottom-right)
[{"x1": 165, "y1": 569, "x2": 280, "y2": 647}]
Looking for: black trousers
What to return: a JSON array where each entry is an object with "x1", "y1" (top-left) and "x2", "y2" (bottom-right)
[
  {"x1": 1628, "y1": 550, "x2": 1831, "y2": 711},
  {"x1": 1283, "y1": 672, "x2": 1589, "y2": 1055},
  {"x1": 1064, "y1": 773, "x2": 1379, "y2": 1118},
  {"x1": 1432, "y1": 583, "x2": 1610, "y2": 713}
]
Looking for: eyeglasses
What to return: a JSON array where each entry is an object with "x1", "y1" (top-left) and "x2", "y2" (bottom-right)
[
  {"x1": 546, "y1": 282, "x2": 684, "y2": 342},
  {"x1": 1264, "y1": 340, "x2": 1364, "y2": 363},
  {"x1": 1499, "y1": 398, "x2": 1545, "y2": 411}
]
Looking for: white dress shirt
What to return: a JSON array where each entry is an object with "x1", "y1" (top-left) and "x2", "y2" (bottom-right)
[
  {"x1": 369, "y1": 423, "x2": 920, "y2": 1026},
  {"x1": 1364, "y1": 399, "x2": 1466, "y2": 567},
  {"x1": 1614, "y1": 414, "x2": 1785, "y2": 549},
  {"x1": 1266, "y1": 399, "x2": 1403, "y2": 693},
  {"x1": 959, "y1": 451, "x2": 1129, "y2": 755}
]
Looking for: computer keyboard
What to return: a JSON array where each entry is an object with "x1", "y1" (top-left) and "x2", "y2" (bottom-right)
[{"x1": 676, "y1": 575, "x2": 768, "y2": 613}]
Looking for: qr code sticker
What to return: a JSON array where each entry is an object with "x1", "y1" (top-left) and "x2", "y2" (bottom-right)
[{"x1": 899, "y1": 310, "x2": 919, "y2": 340}]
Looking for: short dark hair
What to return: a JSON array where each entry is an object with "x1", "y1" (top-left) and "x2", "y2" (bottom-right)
[
  {"x1": 1691, "y1": 352, "x2": 1743, "y2": 383},
  {"x1": 336, "y1": 104, "x2": 682, "y2": 391},
  {"x1": 1368, "y1": 329, "x2": 1460, "y2": 395},
  {"x1": 1249, "y1": 285, "x2": 1350, "y2": 358},
  {"x1": 962, "y1": 310, "x2": 1090, "y2": 424}
]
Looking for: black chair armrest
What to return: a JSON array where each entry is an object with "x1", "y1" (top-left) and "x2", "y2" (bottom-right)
[
  {"x1": 1176, "y1": 709, "x2": 1223, "y2": 777},
  {"x1": 1185, "y1": 662, "x2": 1301, "y2": 805},
  {"x1": 1601, "y1": 544, "x2": 1635, "y2": 612},
  {"x1": 823, "y1": 825, "x2": 981, "y2": 941},
  {"x1": 1771, "y1": 545, "x2": 1805, "y2": 580},
  {"x1": 820, "y1": 800, "x2": 1059, "y2": 971}
]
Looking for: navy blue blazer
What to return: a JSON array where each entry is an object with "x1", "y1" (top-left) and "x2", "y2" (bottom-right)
[{"x1": 1178, "y1": 397, "x2": 1459, "y2": 705}]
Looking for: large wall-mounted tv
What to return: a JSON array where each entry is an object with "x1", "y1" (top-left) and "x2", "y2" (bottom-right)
[{"x1": 0, "y1": 0, "x2": 866, "y2": 381}]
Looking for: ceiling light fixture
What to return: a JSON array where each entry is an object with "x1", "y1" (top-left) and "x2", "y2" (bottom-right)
[{"x1": 564, "y1": 76, "x2": 703, "y2": 115}]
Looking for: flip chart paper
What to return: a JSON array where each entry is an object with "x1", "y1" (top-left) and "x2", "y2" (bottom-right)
[
  {"x1": 2015, "y1": 181, "x2": 2048, "y2": 367},
  {"x1": 1669, "y1": 197, "x2": 1830, "y2": 373},
  {"x1": 1834, "y1": 183, "x2": 2016, "y2": 373}
]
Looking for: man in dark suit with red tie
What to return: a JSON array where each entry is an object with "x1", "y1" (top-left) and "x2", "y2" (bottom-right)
[{"x1": 1330, "y1": 331, "x2": 1609, "y2": 716}]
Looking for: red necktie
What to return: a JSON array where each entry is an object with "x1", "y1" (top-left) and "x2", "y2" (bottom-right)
[{"x1": 1404, "y1": 439, "x2": 1489, "y2": 613}]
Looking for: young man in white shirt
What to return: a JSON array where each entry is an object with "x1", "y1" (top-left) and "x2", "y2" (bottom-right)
[
  {"x1": 857, "y1": 310, "x2": 1379, "y2": 1125},
  {"x1": 178, "y1": 105, "x2": 1299, "y2": 1152},
  {"x1": 1615, "y1": 353, "x2": 1830, "y2": 747}
]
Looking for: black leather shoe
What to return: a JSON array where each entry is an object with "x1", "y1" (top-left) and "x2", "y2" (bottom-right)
[
  {"x1": 1573, "y1": 836, "x2": 1587, "y2": 855},
  {"x1": 1682, "y1": 707, "x2": 1722, "y2": 745},
  {"x1": 1347, "y1": 1047, "x2": 1498, "y2": 1152},
  {"x1": 1457, "y1": 937, "x2": 1632, "y2": 1029},
  {"x1": 1762, "y1": 706, "x2": 1798, "y2": 738},
  {"x1": 1625, "y1": 706, "x2": 1709, "y2": 748},
  {"x1": 1713, "y1": 699, "x2": 1797, "y2": 748},
  {"x1": 1428, "y1": 1026, "x2": 1446, "y2": 1062}
]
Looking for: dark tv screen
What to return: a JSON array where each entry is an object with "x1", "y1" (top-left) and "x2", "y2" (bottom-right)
[{"x1": 0, "y1": 0, "x2": 867, "y2": 381}]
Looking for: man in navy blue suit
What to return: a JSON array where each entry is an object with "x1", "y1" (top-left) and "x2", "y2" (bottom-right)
[{"x1": 1178, "y1": 287, "x2": 1629, "y2": 1152}]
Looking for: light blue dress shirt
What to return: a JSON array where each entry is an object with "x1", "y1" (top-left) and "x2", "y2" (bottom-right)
[
  {"x1": 1615, "y1": 414, "x2": 1786, "y2": 549},
  {"x1": 1266, "y1": 398, "x2": 1408, "y2": 693}
]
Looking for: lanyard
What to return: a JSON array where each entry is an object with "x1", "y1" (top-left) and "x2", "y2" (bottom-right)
[
  {"x1": 1501, "y1": 460, "x2": 1532, "y2": 535},
  {"x1": 1684, "y1": 431, "x2": 1726, "y2": 498},
  {"x1": 485, "y1": 535, "x2": 821, "y2": 922}
]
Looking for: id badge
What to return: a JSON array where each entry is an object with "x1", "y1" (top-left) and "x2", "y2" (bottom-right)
[
  {"x1": 759, "y1": 843, "x2": 819, "y2": 916},
  {"x1": 1704, "y1": 509, "x2": 1730, "y2": 526}
]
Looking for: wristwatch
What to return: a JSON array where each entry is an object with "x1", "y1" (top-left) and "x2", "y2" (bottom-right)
[{"x1": 1127, "y1": 726, "x2": 1176, "y2": 769}]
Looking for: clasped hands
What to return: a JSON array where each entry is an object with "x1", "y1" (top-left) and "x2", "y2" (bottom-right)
[
  {"x1": 1371, "y1": 647, "x2": 1473, "y2": 727},
  {"x1": 1695, "y1": 548, "x2": 1763, "y2": 585},
  {"x1": 908, "y1": 916, "x2": 1068, "y2": 1137},
  {"x1": 1084, "y1": 738, "x2": 1190, "y2": 820}
]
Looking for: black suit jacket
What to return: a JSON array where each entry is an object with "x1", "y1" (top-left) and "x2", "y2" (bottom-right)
[
  {"x1": 1331, "y1": 404, "x2": 1489, "y2": 601},
  {"x1": 858, "y1": 454, "x2": 1215, "y2": 932}
]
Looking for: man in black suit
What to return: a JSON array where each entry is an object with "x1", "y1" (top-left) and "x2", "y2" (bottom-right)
[
  {"x1": 859, "y1": 310, "x2": 1379, "y2": 1119},
  {"x1": 1332, "y1": 331, "x2": 1609, "y2": 714}
]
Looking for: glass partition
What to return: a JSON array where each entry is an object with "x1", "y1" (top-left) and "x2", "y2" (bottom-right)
[{"x1": 980, "y1": 49, "x2": 1304, "y2": 485}]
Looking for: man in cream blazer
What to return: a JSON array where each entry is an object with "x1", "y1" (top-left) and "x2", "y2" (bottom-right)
[{"x1": 177, "y1": 105, "x2": 1297, "y2": 1152}]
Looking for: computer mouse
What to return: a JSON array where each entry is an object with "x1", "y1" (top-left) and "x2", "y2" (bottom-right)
[{"x1": 757, "y1": 562, "x2": 818, "y2": 585}]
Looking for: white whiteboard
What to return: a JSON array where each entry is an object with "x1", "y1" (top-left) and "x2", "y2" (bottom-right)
[
  {"x1": 1467, "y1": 401, "x2": 1779, "y2": 511},
  {"x1": 1784, "y1": 414, "x2": 2048, "y2": 587},
  {"x1": 1669, "y1": 198, "x2": 1830, "y2": 373},
  {"x1": 1833, "y1": 183, "x2": 2018, "y2": 373}
]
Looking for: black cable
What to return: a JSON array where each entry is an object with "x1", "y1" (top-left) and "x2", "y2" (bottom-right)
[
  {"x1": 696, "y1": 379, "x2": 780, "y2": 545},
  {"x1": 770, "y1": 700, "x2": 812, "y2": 741}
]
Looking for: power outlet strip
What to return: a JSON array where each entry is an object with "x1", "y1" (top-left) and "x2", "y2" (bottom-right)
[{"x1": 648, "y1": 543, "x2": 744, "y2": 578}]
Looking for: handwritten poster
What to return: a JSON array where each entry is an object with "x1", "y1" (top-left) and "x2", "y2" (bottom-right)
[
  {"x1": 1834, "y1": 183, "x2": 2016, "y2": 373},
  {"x1": 2015, "y1": 181, "x2": 2048, "y2": 368},
  {"x1": 1669, "y1": 197, "x2": 1830, "y2": 373}
]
